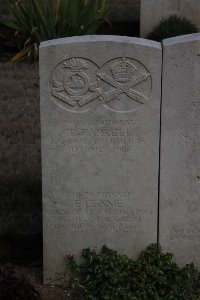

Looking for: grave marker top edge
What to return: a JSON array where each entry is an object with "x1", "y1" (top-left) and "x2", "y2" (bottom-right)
[
  {"x1": 163, "y1": 33, "x2": 200, "y2": 46},
  {"x1": 40, "y1": 35, "x2": 162, "y2": 50}
]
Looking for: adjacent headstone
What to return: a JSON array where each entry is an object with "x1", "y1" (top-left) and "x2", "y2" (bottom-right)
[
  {"x1": 160, "y1": 33, "x2": 200, "y2": 266},
  {"x1": 40, "y1": 35, "x2": 162, "y2": 284},
  {"x1": 140, "y1": 0, "x2": 200, "y2": 37}
]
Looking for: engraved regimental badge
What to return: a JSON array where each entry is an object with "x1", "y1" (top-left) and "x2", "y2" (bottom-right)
[
  {"x1": 50, "y1": 57, "x2": 151, "y2": 112},
  {"x1": 97, "y1": 58, "x2": 151, "y2": 112},
  {"x1": 51, "y1": 58, "x2": 100, "y2": 112}
]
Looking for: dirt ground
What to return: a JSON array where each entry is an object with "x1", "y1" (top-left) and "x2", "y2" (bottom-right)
[
  {"x1": 0, "y1": 62, "x2": 42, "y2": 263},
  {"x1": 15, "y1": 265, "x2": 73, "y2": 300}
]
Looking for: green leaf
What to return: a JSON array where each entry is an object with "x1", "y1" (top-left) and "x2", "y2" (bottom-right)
[
  {"x1": 2, "y1": 0, "x2": 117, "y2": 61},
  {"x1": 11, "y1": 45, "x2": 33, "y2": 62}
]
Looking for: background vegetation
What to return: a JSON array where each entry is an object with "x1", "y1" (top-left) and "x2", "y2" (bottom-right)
[
  {"x1": 1, "y1": 0, "x2": 116, "y2": 61},
  {"x1": 68, "y1": 244, "x2": 200, "y2": 300},
  {"x1": 147, "y1": 15, "x2": 199, "y2": 42}
]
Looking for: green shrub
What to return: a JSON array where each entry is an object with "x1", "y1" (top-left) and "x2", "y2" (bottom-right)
[
  {"x1": 147, "y1": 15, "x2": 199, "y2": 42},
  {"x1": 68, "y1": 244, "x2": 200, "y2": 300},
  {"x1": 0, "y1": 264, "x2": 40, "y2": 300},
  {"x1": 0, "y1": 0, "x2": 116, "y2": 62}
]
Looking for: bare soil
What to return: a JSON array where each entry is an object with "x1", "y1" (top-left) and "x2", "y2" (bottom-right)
[
  {"x1": 0, "y1": 62, "x2": 42, "y2": 264},
  {"x1": 15, "y1": 265, "x2": 73, "y2": 300}
]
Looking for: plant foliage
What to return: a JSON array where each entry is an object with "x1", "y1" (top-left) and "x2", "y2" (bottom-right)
[
  {"x1": 0, "y1": 264, "x2": 40, "y2": 300},
  {"x1": 68, "y1": 244, "x2": 200, "y2": 300},
  {"x1": 0, "y1": 0, "x2": 116, "y2": 62},
  {"x1": 147, "y1": 15, "x2": 199, "y2": 42}
]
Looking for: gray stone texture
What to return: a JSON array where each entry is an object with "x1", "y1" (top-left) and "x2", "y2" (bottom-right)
[
  {"x1": 160, "y1": 33, "x2": 200, "y2": 267},
  {"x1": 40, "y1": 35, "x2": 162, "y2": 284},
  {"x1": 140, "y1": 0, "x2": 200, "y2": 37}
]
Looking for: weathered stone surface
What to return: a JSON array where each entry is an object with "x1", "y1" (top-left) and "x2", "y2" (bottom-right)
[
  {"x1": 160, "y1": 33, "x2": 200, "y2": 266},
  {"x1": 40, "y1": 35, "x2": 162, "y2": 284},
  {"x1": 140, "y1": 0, "x2": 200, "y2": 37}
]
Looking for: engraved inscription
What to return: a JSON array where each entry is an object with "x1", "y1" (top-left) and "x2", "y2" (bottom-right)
[
  {"x1": 45, "y1": 191, "x2": 153, "y2": 233},
  {"x1": 50, "y1": 118, "x2": 147, "y2": 153},
  {"x1": 170, "y1": 132, "x2": 200, "y2": 148},
  {"x1": 50, "y1": 57, "x2": 152, "y2": 112},
  {"x1": 162, "y1": 227, "x2": 200, "y2": 242}
]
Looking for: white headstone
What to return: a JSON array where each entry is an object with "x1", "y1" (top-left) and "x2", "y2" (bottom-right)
[
  {"x1": 40, "y1": 35, "x2": 162, "y2": 284},
  {"x1": 160, "y1": 33, "x2": 200, "y2": 266},
  {"x1": 140, "y1": 0, "x2": 200, "y2": 38}
]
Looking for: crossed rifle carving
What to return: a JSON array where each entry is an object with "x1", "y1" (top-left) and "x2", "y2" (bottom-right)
[
  {"x1": 97, "y1": 72, "x2": 150, "y2": 104},
  {"x1": 51, "y1": 71, "x2": 150, "y2": 107}
]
